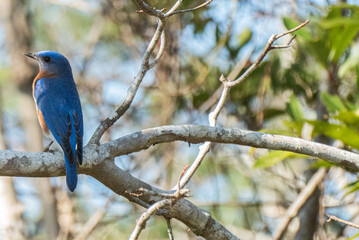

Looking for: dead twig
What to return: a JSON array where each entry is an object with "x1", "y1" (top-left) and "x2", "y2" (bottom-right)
[
  {"x1": 272, "y1": 168, "x2": 326, "y2": 240},
  {"x1": 148, "y1": 30, "x2": 166, "y2": 69},
  {"x1": 90, "y1": 0, "x2": 213, "y2": 144},
  {"x1": 129, "y1": 199, "x2": 173, "y2": 240},
  {"x1": 327, "y1": 214, "x2": 359, "y2": 230},
  {"x1": 74, "y1": 196, "x2": 114, "y2": 240},
  {"x1": 89, "y1": 19, "x2": 166, "y2": 144},
  {"x1": 128, "y1": 165, "x2": 190, "y2": 240},
  {"x1": 177, "y1": 164, "x2": 188, "y2": 194},
  {"x1": 166, "y1": 218, "x2": 174, "y2": 240},
  {"x1": 166, "y1": 0, "x2": 213, "y2": 17},
  {"x1": 175, "y1": 19, "x2": 310, "y2": 190}
]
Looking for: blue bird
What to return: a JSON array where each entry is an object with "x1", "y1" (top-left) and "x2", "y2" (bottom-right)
[{"x1": 25, "y1": 51, "x2": 83, "y2": 192}]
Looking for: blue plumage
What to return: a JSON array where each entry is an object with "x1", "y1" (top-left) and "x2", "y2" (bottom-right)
[{"x1": 26, "y1": 51, "x2": 83, "y2": 192}]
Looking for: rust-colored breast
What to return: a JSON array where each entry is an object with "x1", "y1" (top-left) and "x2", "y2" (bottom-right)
[
  {"x1": 32, "y1": 69, "x2": 54, "y2": 135},
  {"x1": 36, "y1": 106, "x2": 49, "y2": 134}
]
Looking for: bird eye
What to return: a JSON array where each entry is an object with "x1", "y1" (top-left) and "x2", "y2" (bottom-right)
[{"x1": 44, "y1": 56, "x2": 51, "y2": 63}]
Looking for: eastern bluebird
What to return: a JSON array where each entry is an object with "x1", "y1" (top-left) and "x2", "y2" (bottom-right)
[{"x1": 25, "y1": 51, "x2": 83, "y2": 192}]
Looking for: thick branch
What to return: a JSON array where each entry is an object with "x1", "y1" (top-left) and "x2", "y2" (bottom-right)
[
  {"x1": 101, "y1": 125, "x2": 359, "y2": 171},
  {"x1": 1, "y1": 125, "x2": 359, "y2": 178},
  {"x1": 1, "y1": 124, "x2": 359, "y2": 239},
  {"x1": 177, "y1": 19, "x2": 310, "y2": 190},
  {"x1": 88, "y1": 161, "x2": 238, "y2": 240}
]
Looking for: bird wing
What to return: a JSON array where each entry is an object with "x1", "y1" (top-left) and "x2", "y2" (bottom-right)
[{"x1": 34, "y1": 78, "x2": 83, "y2": 165}]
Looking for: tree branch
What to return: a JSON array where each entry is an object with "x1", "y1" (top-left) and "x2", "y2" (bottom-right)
[
  {"x1": 90, "y1": 0, "x2": 214, "y2": 144},
  {"x1": 176, "y1": 19, "x2": 310, "y2": 189},
  {"x1": 89, "y1": 19, "x2": 166, "y2": 144},
  {"x1": 133, "y1": 0, "x2": 166, "y2": 19},
  {"x1": 2, "y1": 124, "x2": 359, "y2": 239},
  {"x1": 327, "y1": 214, "x2": 359, "y2": 229},
  {"x1": 128, "y1": 164, "x2": 189, "y2": 240},
  {"x1": 2, "y1": 124, "x2": 359, "y2": 177},
  {"x1": 166, "y1": 0, "x2": 213, "y2": 17},
  {"x1": 129, "y1": 199, "x2": 173, "y2": 240},
  {"x1": 272, "y1": 168, "x2": 327, "y2": 240}
]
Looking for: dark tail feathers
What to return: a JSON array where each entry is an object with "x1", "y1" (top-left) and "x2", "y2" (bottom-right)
[{"x1": 65, "y1": 155, "x2": 77, "y2": 192}]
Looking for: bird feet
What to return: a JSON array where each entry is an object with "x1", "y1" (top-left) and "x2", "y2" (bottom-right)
[{"x1": 43, "y1": 141, "x2": 54, "y2": 152}]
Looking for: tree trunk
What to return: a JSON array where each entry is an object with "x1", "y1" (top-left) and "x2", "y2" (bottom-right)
[
  {"x1": 0, "y1": 90, "x2": 25, "y2": 240},
  {"x1": 0, "y1": 0, "x2": 60, "y2": 239}
]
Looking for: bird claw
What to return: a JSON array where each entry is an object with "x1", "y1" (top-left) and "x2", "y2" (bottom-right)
[{"x1": 43, "y1": 141, "x2": 54, "y2": 152}]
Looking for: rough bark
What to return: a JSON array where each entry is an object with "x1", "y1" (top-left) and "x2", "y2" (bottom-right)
[{"x1": 1, "y1": 124, "x2": 359, "y2": 239}]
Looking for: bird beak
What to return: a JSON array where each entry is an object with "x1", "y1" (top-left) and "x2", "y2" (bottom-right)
[{"x1": 24, "y1": 52, "x2": 36, "y2": 60}]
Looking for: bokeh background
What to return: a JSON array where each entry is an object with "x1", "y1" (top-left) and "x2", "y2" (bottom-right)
[{"x1": 1, "y1": 0, "x2": 359, "y2": 239}]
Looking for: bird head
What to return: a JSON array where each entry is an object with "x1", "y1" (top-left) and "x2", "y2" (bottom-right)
[{"x1": 25, "y1": 51, "x2": 72, "y2": 76}]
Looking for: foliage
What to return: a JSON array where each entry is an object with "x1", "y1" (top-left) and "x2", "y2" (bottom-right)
[{"x1": 3, "y1": 1, "x2": 359, "y2": 239}]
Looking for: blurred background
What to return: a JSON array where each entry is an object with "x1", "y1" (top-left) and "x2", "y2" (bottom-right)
[{"x1": 1, "y1": 0, "x2": 359, "y2": 239}]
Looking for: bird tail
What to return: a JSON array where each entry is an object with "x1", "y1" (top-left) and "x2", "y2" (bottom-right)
[
  {"x1": 65, "y1": 113, "x2": 78, "y2": 192},
  {"x1": 65, "y1": 155, "x2": 77, "y2": 192}
]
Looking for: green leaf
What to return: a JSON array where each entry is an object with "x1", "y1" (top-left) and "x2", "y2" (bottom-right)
[
  {"x1": 329, "y1": 24, "x2": 359, "y2": 61},
  {"x1": 308, "y1": 120, "x2": 359, "y2": 149},
  {"x1": 321, "y1": 18, "x2": 359, "y2": 28},
  {"x1": 345, "y1": 180, "x2": 359, "y2": 195},
  {"x1": 322, "y1": 5, "x2": 359, "y2": 61},
  {"x1": 335, "y1": 111, "x2": 359, "y2": 128},
  {"x1": 320, "y1": 92, "x2": 347, "y2": 113},
  {"x1": 238, "y1": 28, "x2": 252, "y2": 47},
  {"x1": 338, "y1": 47, "x2": 358, "y2": 77},
  {"x1": 254, "y1": 151, "x2": 306, "y2": 168},
  {"x1": 346, "y1": 231, "x2": 359, "y2": 240},
  {"x1": 286, "y1": 95, "x2": 304, "y2": 122},
  {"x1": 306, "y1": 39, "x2": 330, "y2": 67},
  {"x1": 282, "y1": 120, "x2": 303, "y2": 136},
  {"x1": 283, "y1": 17, "x2": 311, "y2": 40}
]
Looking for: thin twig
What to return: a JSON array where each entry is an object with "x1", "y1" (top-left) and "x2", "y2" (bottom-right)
[
  {"x1": 175, "y1": 20, "x2": 310, "y2": 190},
  {"x1": 327, "y1": 214, "x2": 359, "y2": 229},
  {"x1": 129, "y1": 199, "x2": 173, "y2": 240},
  {"x1": 177, "y1": 165, "x2": 188, "y2": 193},
  {"x1": 166, "y1": 0, "x2": 213, "y2": 17},
  {"x1": 133, "y1": 0, "x2": 166, "y2": 18},
  {"x1": 164, "y1": 0, "x2": 183, "y2": 16},
  {"x1": 74, "y1": 196, "x2": 114, "y2": 240},
  {"x1": 228, "y1": 20, "x2": 309, "y2": 87},
  {"x1": 270, "y1": 35, "x2": 297, "y2": 49},
  {"x1": 78, "y1": 17, "x2": 106, "y2": 83},
  {"x1": 90, "y1": 0, "x2": 213, "y2": 144},
  {"x1": 148, "y1": 30, "x2": 166, "y2": 69},
  {"x1": 275, "y1": 20, "x2": 310, "y2": 39},
  {"x1": 272, "y1": 168, "x2": 326, "y2": 240},
  {"x1": 129, "y1": 167, "x2": 190, "y2": 240},
  {"x1": 89, "y1": 19, "x2": 166, "y2": 144},
  {"x1": 166, "y1": 218, "x2": 174, "y2": 240},
  {"x1": 176, "y1": 77, "x2": 230, "y2": 189}
]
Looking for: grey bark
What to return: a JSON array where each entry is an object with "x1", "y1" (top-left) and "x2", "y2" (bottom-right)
[{"x1": 1, "y1": 124, "x2": 359, "y2": 239}]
